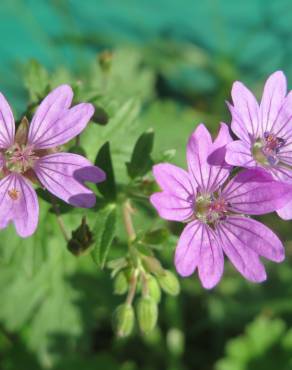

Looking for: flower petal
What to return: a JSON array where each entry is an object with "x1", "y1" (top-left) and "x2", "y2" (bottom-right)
[
  {"x1": 0, "y1": 92, "x2": 15, "y2": 148},
  {"x1": 174, "y1": 221, "x2": 203, "y2": 277},
  {"x1": 152, "y1": 163, "x2": 195, "y2": 199},
  {"x1": 217, "y1": 220, "x2": 267, "y2": 283},
  {"x1": 187, "y1": 123, "x2": 231, "y2": 193},
  {"x1": 260, "y1": 71, "x2": 287, "y2": 134},
  {"x1": 223, "y1": 168, "x2": 292, "y2": 215},
  {"x1": 225, "y1": 140, "x2": 256, "y2": 168},
  {"x1": 28, "y1": 85, "x2": 94, "y2": 149},
  {"x1": 187, "y1": 124, "x2": 212, "y2": 192},
  {"x1": 0, "y1": 173, "x2": 39, "y2": 237},
  {"x1": 207, "y1": 122, "x2": 233, "y2": 190},
  {"x1": 28, "y1": 85, "x2": 73, "y2": 146},
  {"x1": 229, "y1": 81, "x2": 260, "y2": 141},
  {"x1": 150, "y1": 192, "x2": 193, "y2": 222},
  {"x1": 34, "y1": 153, "x2": 106, "y2": 208},
  {"x1": 220, "y1": 216, "x2": 284, "y2": 262},
  {"x1": 276, "y1": 200, "x2": 292, "y2": 220},
  {"x1": 272, "y1": 91, "x2": 292, "y2": 139},
  {"x1": 197, "y1": 226, "x2": 224, "y2": 289}
]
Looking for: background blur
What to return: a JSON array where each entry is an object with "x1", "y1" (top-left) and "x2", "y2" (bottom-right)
[{"x1": 0, "y1": 1, "x2": 292, "y2": 369}]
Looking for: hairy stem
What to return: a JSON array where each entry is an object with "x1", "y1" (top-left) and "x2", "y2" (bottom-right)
[
  {"x1": 141, "y1": 271, "x2": 149, "y2": 297},
  {"x1": 126, "y1": 272, "x2": 138, "y2": 305},
  {"x1": 122, "y1": 199, "x2": 136, "y2": 243},
  {"x1": 50, "y1": 196, "x2": 70, "y2": 242}
]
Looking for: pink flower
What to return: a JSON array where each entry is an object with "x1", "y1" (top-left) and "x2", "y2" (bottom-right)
[
  {"x1": 0, "y1": 85, "x2": 105, "y2": 237},
  {"x1": 225, "y1": 71, "x2": 292, "y2": 219},
  {"x1": 150, "y1": 124, "x2": 292, "y2": 289}
]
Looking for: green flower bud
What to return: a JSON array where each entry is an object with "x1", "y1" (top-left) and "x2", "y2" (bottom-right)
[
  {"x1": 142, "y1": 255, "x2": 164, "y2": 275},
  {"x1": 136, "y1": 296, "x2": 158, "y2": 334},
  {"x1": 157, "y1": 270, "x2": 180, "y2": 296},
  {"x1": 114, "y1": 304, "x2": 135, "y2": 338},
  {"x1": 114, "y1": 271, "x2": 128, "y2": 295},
  {"x1": 98, "y1": 50, "x2": 113, "y2": 72},
  {"x1": 147, "y1": 275, "x2": 161, "y2": 303}
]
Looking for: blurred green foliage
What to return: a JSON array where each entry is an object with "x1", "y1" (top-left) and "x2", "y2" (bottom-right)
[{"x1": 0, "y1": 1, "x2": 292, "y2": 370}]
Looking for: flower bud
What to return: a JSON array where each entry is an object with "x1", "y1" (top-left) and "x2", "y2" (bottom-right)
[
  {"x1": 142, "y1": 255, "x2": 164, "y2": 274},
  {"x1": 67, "y1": 217, "x2": 93, "y2": 256},
  {"x1": 147, "y1": 275, "x2": 161, "y2": 303},
  {"x1": 114, "y1": 304, "x2": 135, "y2": 338},
  {"x1": 114, "y1": 271, "x2": 128, "y2": 295},
  {"x1": 157, "y1": 270, "x2": 180, "y2": 296},
  {"x1": 136, "y1": 296, "x2": 158, "y2": 334},
  {"x1": 98, "y1": 50, "x2": 113, "y2": 73}
]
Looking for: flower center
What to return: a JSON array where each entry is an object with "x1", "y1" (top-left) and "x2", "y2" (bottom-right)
[
  {"x1": 253, "y1": 131, "x2": 285, "y2": 166},
  {"x1": 4, "y1": 144, "x2": 39, "y2": 174},
  {"x1": 195, "y1": 194, "x2": 228, "y2": 226}
]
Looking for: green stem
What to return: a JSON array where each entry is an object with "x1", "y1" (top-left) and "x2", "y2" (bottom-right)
[
  {"x1": 50, "y1": 196, "x2": 70, "y2": 242},
  {"x1": 125, "y1": 271, "x2": 138, "y2": 305},
  {"x1": 122, "y1": 200, "x2": 136, "y2": 243}
]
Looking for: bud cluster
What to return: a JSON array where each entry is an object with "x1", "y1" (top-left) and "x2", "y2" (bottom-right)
[{"x1": 109, "y1": 247, "x2": 180, "y2": 337}]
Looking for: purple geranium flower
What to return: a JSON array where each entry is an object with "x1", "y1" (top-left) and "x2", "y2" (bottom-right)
[
  {"x1": 150, "y1": 123, "x2": 292, "y2": 289},
  {"x1": 225, "y1": 71, "x2": 292, "y2": 219},
  {"x1": 0, "y1": 85, "x2": 105, "y2": 237}
]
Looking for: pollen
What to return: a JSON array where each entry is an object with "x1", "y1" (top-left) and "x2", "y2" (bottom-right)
[{"x1": 8, "y1": 188, "x2": 20, "y2": 201}]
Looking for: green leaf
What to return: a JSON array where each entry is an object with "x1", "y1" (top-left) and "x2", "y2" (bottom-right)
[
  {"x1": 23, "y1": 59, "x2": 49, "y2": 102},
  {"x1": 126, "y1": 129, "x2": 154, "y2": 179},
  {"x1": 216, "y1": 316, "x2": 290, "y2": 370},
  {"x1": 142, "y1": 228, "x2": 169, "y2": 245},
  {"x1": 91, "y1": 204, "x2": 117, "y2": 268},
  {"x1": 95, "y1": 142, "x2": 117, "y2": 201}
]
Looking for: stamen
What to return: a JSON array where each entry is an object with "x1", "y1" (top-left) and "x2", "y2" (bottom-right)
[
  {"x1": 8, "y1": 188, "x2": 20, "y2": 201},
  {"x1": 195, "y1": 194, "x2": 228, "y2": 225},
  {"x1": 4, "y1": 144, "x2": 39, "y2": 174},
  {"x1": 253, "y1": 132, "x2": 286, "y2": 166}
]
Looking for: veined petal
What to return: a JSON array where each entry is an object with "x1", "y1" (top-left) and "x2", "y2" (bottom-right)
[
  {"x1": 187, "y1": 124, "x2": 212, "y2": 192},
  {"x1": 220, "y1": 216, "x2": 284, "y2": 262},
  {"x1": 187, "y1": 123, "x2": 231, "y2": 193},
  {"x1": 260, "y1": 71, "x2": 287, "y2": 134},
  {"x1": 150, "y1": 192, "x2": 193, "y2": 222},
  {"x1": 225, "y1": 140, "x2": 256, "y2": 168},
  {"x1": 174, "y1": 221, "x2": 203, "y2": 277},
  {"x1": 0, "y1": 173, "x2": 39, "y2": 237},
  {"x1": 207, "y1": 123, "x2": 233, "y2": 191},
  {"x1": 30, "y1": 103, "x2": 94, "y2": 149},
  {"x1": 222, "y1": 168, "x2": 292, "y2": 215},
  {"x1": 276, "y1": 200, "x2": 292, "y2": 220},
  {"x1": 152, "y1": 163, "x2": 195, "y2": 199},
  {"x1": 269, "y1": 165, "x2": 292, "y2": 184},
  {"x1": 272, "y1": 91, "x2": 292, "y2": 139},
  {"x1": 197, "y1": 226, "x2": 224, "y2": 289},
  {"x1": 229, "y1": 81, "x2": 260, "y2": 141},
  {"x1": 174, "y1": 221, "x2": 224, "y2": 289},
  {"x1": 0, "y1": 92, "x2": 15, "y2": 148},
  {"x1": 34, "y1": 153, "x2": 106, "y2": 208},
  {"x1": 28, "y1": 85, "x2": 73, "y2": 146},
  {"x1": 217, "y1": 221, "x2": 267, "y2": 283}
]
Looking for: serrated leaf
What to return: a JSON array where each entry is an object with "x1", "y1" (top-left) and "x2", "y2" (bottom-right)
[
  {"x1": 91, "y1": 204, "x2": 117, "y2": 268},
  {"x1": 126, "y1": 130, "x2": 154, "y2": 179},
  {"x1": 95, "y1": 142, "x2": 116, "y2": 201},
  {"x1": 23, "y1": 59, "x2": 49, "y2": 102}
]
